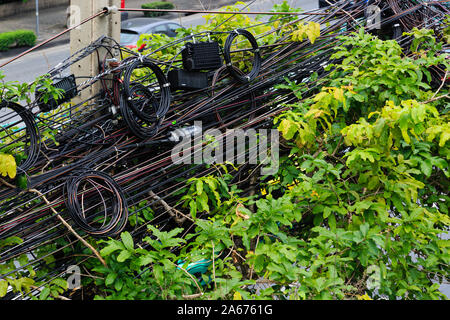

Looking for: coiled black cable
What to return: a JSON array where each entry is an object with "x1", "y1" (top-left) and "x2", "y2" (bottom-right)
[
  {"x1": 223, "y1": 29, "x2": 261, "y2": 84},
  {"x1": 64, "y1": 170, "x2": 128, "y2": 237},
  {"x1": 119, "y1": 90, "x2": 162, "y2": 139},
  {"x1": 122, "y1": 58, "x2": 171, "y2": 123},
  {"x1": 0, "y1": 101, "x2": 40, "y2": 173}
]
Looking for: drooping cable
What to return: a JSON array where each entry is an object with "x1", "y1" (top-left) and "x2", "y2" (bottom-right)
[
  {"x1": 223, "y1": 29, "x2": 262, "y2": 83},
  {"x1": 63, "y1": 170, "x2": 128, "y2": 237}
]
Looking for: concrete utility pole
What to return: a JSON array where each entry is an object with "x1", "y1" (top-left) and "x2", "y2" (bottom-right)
[
  {"x1": 35, "y1": 0, "x2": 40, "y2": 39},
  {"x1": 70, "y1": 0, "x2": 121, "y2": 103}
]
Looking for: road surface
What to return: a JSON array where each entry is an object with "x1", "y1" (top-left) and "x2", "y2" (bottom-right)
[{"x1": 0, "y1": 0, "x2": 318, "y2": 83}]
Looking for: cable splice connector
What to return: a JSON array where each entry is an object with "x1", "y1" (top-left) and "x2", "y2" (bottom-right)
[{"x1": 103, "y1": 5, "x2": 118, "y2": 15}]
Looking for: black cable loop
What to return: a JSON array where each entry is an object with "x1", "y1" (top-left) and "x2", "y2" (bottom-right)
[
  {"x1": 63, "y1": 170, "x2": 128, "y2": 237},
  {"x1": 122, "y1": 57, "x2": 171, "y2": 123},
  {"x1": 119, "y1": 91, "x2": 162, "y2": 139},
  {"x1": 223, "y1": 29, "x2": 261, "y2": 84},
  {"x1": 0, "y1": 101, "x2": 40, "y2": 173}
]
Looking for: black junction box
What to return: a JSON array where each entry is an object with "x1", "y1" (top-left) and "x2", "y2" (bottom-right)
[
  {"x1": 182, "y1": 42, "x2": 223, "y2": 71},
  {"x1": 168, "y1": 69, "x2": 209, "y2": 91},
  {"x1": 37, "y1": 74, "x2": 78, "y2": 113}
]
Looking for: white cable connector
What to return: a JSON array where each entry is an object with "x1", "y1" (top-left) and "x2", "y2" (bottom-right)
[
  {"x1": 168, "y1": 125, "x2": 202, "y2": 142},
  {"x1": 103, "y1": 5, "x2": 118, "y2": 15}
]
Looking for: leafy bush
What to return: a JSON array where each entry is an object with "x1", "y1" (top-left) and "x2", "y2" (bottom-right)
[
  {"x1": 0, "y1": 30, "x2": 36, "y2": 51},
  {"x1": 92, "y1": 25, "x2": 449, "y2": 300},
  {"x1": 141, "y1": 2, "x2": 174, "y2": 17}
]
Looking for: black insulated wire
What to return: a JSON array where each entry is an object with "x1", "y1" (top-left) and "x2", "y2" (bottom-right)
[
  {"x1": 0, "y1": 101, "x2": 40, "y2": 173},
  {"x1": 122, "y1": 57, "x2": 171, "y2": 123},
  {"x1": 63, "y1": 170, "x2": 128, "y2": 237},
  {"x1": 223, "y1": 29, "x2": 262, "y2": 84}
]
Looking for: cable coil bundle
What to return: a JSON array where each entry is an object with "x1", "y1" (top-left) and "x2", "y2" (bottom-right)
[
  {"x1": 0, "y1": 101, "x2": 40, "y2": 173},
  {"x1": 120, "y1": 58, "x2": 171, "y2": 139},
  {"x1": 63, "y1": 170, "x2": 128, "y2": 237},
  {"x1": 223, "y1": 29, "x2": 261, "y2": 83}
]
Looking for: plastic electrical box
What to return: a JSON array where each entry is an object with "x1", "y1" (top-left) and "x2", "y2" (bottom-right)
[
  {"x1": 182, "y1": 41, "x2": 223, "y2": 71},
  {"x1": 37, "y1": 74, "x2": 78, "y2": 113},
  {"x1": 168, "y1": 69, "x2": 209, "y2": 91}
]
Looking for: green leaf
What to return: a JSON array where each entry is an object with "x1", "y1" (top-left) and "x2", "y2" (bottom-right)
[
  {"x1": 360, "y1": 223, "x2": 369, "y2": 238},
  {"x1": 105, "y1": 272, "x2": 118, "y2": 287},
  {"x1": 121, "y1": 232, "x2": 134, "y2": 251},
  {"x1": 328, "y1": 214, "x2": 336, "y2": 231},
  {"x1": 0, "y1": 153, "x2": 17, "y2": 179},
  {"x1": 117, "y1": 250, "x2": 132, "y2": 262},
  {"x1": 100, "y1": 241, "x2": 124, "y2": 256},
  {"x1": 50, "y1": 278, "x2": 67, "y2": 290},
  {"x1": 196, "y1": 180, "x2": 203, "y2": 195},
  {"x1": 0, "y1": 280, "x2": 8, "y2": 297},
  {"x1": 114, "y1": 278, "x2": 123, "y2": 291}
]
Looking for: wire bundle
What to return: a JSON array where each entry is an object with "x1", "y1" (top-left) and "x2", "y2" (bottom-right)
[
  {"x1": 223, "y1": 29, "x2": 262, "y2": 83},
  {"x1": 120, "y1": 58, "x2": 172, "y2": 139},
  {"x1": 63, "y1": 170, "x2": 128, "y2": 237},
  {"x1": 0, "y1": 0, "x2": 448, "y2": 300},
  {"x1": 0, "y1": 101, "x2": 40, "y2": 173}
]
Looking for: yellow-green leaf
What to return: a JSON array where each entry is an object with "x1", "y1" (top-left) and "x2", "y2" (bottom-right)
[{"x1": 0, "y1": 154, "x2": 17, "y2": 179}]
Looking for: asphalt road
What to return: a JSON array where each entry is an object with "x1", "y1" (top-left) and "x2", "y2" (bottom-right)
[{"x1": 0, "y1": 0, "x2": 318, "y2": 83}]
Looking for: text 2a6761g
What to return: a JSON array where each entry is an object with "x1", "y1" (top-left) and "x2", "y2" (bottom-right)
[{"x1": 220, "y1": 304, "x2": 273, "y2": 315}]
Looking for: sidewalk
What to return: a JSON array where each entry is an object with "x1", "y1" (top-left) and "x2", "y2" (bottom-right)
[{"x1": 0, "y1": 0, "x2": 243, "y2": 59}]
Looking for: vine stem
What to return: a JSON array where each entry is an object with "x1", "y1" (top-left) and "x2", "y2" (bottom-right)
[
  {"x1": 28, "y1": 188, "x2": 107, "y2": 267},
  {"x1": 149, "y1": 190, "x2": 193, "y2": 223},
  {"x1": 431, "y1": 70, "x2": 448, "y2": 100},
  {"x1": 172, "y1": 261, "x2": 203, "y2": 298},
  {"x1": 212, "y1": 241, "x2": 217, "y2": 290}
]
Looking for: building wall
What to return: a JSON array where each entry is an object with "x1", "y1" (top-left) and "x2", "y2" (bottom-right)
[{"x1": 0, "y1": 0, "x2": 69, "y2": 18}]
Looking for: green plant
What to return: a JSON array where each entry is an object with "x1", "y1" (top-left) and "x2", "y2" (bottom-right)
[
  {"x1": 141, "y1": 2, "x2": 174, "y2": 17},
  {"x1": 88, "y1": 26, "x2": 449, "y2": 300},
  {"x1": 0, "y1": 71, "x2": 64, "y2": 181},
  {"x1": 92, "y1": 228, "x2": 199, "y2": 299},
  {"x1": 0, "y1": 30, "x2": 36, "y2": 51}
]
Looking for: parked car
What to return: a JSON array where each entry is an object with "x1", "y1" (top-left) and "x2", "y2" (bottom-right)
[
  {"x1": 319, "y1": 0, "x2": 368, "y2": 8},
  {"x1": 120, "y1": 18, "x2": 183, "y2": 49},
  {"x1": 319, "y1": 0, "x2": 338, "y2": 7}
]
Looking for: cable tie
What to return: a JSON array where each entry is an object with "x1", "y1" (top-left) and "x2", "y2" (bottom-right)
[{"x1": 163, "y1": 83, "x2": 170, "y2": 88}]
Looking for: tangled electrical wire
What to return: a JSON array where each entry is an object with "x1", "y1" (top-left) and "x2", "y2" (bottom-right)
[
  {"x1": 223, "y1": 28, "x2": 262, "y2": 83},
  {"x1": 0, "y1": 100, "x2": 40, "y2": 173},
  {"x1": 64, "y1": 170, "x2": 128, "y2": 237}
]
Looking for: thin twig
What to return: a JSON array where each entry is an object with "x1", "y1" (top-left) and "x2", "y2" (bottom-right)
[
  {"x1": 28, "y1": 188, "x2": 107, "y2": 267},
  {"x1": 172, "y1": 261, "x2": 203, "y2": 297},
  {"x1": 149, "y1": 190, "x2": 193, "y2": 223},
  {"x1": 212, "y1": 241, "x2": 217, "y2": 290},
  {"x1": 431, "y1": 70, "x2": 448, "y2": 100}
]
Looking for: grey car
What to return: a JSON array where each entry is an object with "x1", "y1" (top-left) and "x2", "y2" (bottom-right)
[{"x1": 120, "y1": 18, "x2": 183, "y2": 48}]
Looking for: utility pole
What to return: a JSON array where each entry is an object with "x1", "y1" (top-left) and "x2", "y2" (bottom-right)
[
  {"x1": 35, "y1": 0, "x2": 40, "y2": 39},
  {"x1": 70, "y1": 0, "x2": 121, "y2": 103}
]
